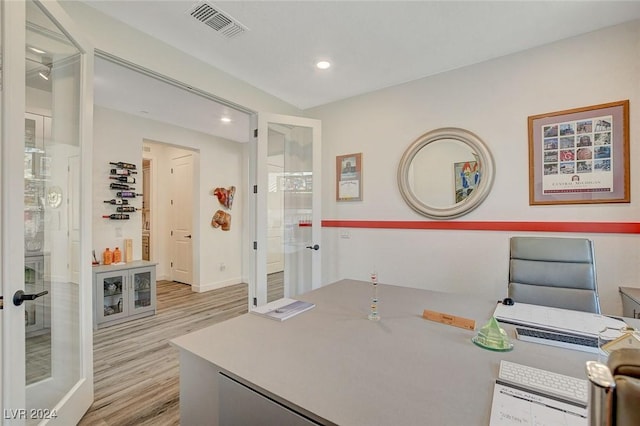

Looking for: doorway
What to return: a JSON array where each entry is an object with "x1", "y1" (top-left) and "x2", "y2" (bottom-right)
[
  {"x1": 142, "y1": 140, "x2": 197, "y2": 286},
  {"x1": 254, "y1": 114, "x2": 322, "y2": 308},
  {"x1": 94, "y1": 53, "x2": 252, "y2": 290}
]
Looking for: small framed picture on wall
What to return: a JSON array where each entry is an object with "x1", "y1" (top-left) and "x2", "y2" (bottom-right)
[{"x1": 336, "y1": 153, "x2": 362, "y2": 201}]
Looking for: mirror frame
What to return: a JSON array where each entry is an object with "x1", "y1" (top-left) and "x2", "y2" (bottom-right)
[{"x1": 397, "y1": 127, "x2": 495, "y2": 219}]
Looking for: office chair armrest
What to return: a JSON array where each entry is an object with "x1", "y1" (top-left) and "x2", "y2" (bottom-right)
[{"x1": 608, "y1": 348, "x2": 640, "y2": 378}]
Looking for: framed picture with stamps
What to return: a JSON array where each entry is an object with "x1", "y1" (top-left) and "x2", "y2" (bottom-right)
[{"x1": 528, "y1": 100, "x2": 629, "y2": 205}]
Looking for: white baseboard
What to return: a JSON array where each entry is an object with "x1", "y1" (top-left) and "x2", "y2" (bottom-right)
[{"x1": 192, "y1": 277, "x2": 243, "y2": 293}]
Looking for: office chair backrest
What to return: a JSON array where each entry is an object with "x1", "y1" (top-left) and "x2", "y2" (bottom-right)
[
  {"x1": 586, "y1": 348, "x2": 640, "y2": 426},
  {"x1": 509, "y1": 236, "x2": 600, "y2": 313}
]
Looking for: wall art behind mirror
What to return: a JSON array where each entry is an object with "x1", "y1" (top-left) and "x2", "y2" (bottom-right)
[
  {"x1": 397, "y1": 127, "x2": 495, "y2": 219},
  {"x1": 528, "y1": 100, "x2": 629, "y2": 205}
]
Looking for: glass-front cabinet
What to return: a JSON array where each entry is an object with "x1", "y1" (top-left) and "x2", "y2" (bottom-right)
[
  {"x1": 132, "y1": 268, "x2": 153, "y2": 311},
  {"x1": 93, "y1": 261, "x2": 157, "y2": 328},
  {"x1": 97, "y1": 271, "x2": 128, "y2": 324},
  {"x1": 24, "y1": 253, "x2": 49, "y2": 335}
]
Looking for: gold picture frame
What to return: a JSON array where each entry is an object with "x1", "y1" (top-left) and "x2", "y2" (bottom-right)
[
  {"x1": 336, "y1": 153, "x2": 362, "y2": 201},
  {"x1": 528, "y1": 100, "x2": 629, "y2": 205}
]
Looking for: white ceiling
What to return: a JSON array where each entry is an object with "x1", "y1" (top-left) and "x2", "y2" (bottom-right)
[{"x1": 85, "y1": 0, "x2": 640, "y2": 111}]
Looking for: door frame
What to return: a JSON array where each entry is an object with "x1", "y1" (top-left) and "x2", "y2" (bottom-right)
[
  {"x1": 252, "y1": 113, "x2": 322, "y2": 308},
  {"x1": 1, "y1": 0, "x2": 94, "y2": 423}
]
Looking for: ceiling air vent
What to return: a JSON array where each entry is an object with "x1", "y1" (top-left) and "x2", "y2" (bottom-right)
[{"x1": 187, "y1": 1, "x2": 248, "y2": 39}]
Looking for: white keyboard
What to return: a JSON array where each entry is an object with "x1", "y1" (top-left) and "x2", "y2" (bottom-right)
[{"x1": 498, "y1": 360, "x2": 588, "y2": 406}]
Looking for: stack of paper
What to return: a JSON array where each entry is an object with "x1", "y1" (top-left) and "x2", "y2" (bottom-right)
[
  {"x1": 489, "y1": 382, "x2": 587, "y2": 426},
  {"x1": 251, "y1": 298, "x2": 315, "y2": 321}
]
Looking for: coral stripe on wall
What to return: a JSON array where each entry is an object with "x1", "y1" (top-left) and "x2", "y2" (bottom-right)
[{"x1": 320, "y1": 220, "x2": 640, "y2": 234}]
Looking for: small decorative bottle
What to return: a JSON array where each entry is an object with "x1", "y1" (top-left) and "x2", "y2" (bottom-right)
[
  {"x1": 117, "y1": 298, "x2": 123, "y2": 313},
  {"x1": 368, "y1": 270, "x2": 380, "y2": 321},
  {"x1": 103, "y1": 248, "x2": 113, "y2": 265},
  {"x1": 113, "y1": 247, "x2": 122, "y2": 263}
]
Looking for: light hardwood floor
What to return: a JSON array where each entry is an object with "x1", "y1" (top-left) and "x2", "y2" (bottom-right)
[
  {"x1": 79, "y1": 273, "x2": 284, "y2": 425},
  {"x1": 79, "y1": 280, "x2": 248, "y2": 425}
]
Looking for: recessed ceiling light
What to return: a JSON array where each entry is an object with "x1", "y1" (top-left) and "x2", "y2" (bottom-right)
[
  {"x1": 28, "y1": 46, "x2": 46, "y2": 54},
  {"x1": 38, "y1": 65, "x2": 51, "y2": 81},
  {"x1": 221, "y1": 117, "x2": 232, "y2": 123},
  {"x1": 316, "y1": 61, "x2": 331, "y2": 70}
]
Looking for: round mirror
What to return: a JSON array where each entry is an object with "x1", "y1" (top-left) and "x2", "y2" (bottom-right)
[{"x1": 397, "y1": 127, "x2": 495, "y2": 219}]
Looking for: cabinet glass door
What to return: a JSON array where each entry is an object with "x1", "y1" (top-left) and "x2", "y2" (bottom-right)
[
  {"x1": 24, "y1": 256, "x2": 46, "y2": 335},
  {"x1": 101, "y1": 274, "x2": 127, "y2": 320},
  {"x1": 132, "y1": 269, "x2": 153, "y2": 313}
]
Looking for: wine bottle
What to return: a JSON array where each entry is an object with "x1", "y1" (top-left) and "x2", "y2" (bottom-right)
[
  {"x1": 110, "y1": 161, "x2": 137, "y2": 170},
  {"x1": 110, "y1": 168, "x2": 137, "y2": 175},
  {"x1": 103, "y1": 199, "x2": 129, "y2": 205},
  {"x1": 110, "y1": 182, "x2": 133, "y2": 190},
  {"x1": 110, "y1": 176, "x2": 136, "y2": 183},
  {"x1": 116, "y1": 206, "x2": 140, "y2": 213},
  {"x1": 116, "y1": 191, "x2": 143, "y2": 198},
  {"x1": 102, "y1": 213, "x2": 130, "y2": 220}
]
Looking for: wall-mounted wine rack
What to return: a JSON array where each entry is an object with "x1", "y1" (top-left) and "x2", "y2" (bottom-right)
[{"x1": 103, "y1": 162, "x2": 142, "y2": 220}]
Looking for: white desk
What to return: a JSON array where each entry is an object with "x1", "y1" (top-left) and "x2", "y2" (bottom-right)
[{"x1": 171, "y1": 279, "x2": 605, "y2": 425}]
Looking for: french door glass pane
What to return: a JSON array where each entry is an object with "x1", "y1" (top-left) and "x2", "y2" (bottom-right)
[
  {"x1": 25, "y1": 0, "x2": 82, "y2": 415},
  {"x1": 267, "y1": 124, "x2": 314, "y2": 300}
]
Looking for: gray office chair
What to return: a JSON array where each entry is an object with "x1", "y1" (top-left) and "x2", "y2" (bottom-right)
[
  {"x1": 586, "y1": 348, "x2": 640, "y2": 426},
  {"x1": 508, "y1": 236, "x2": 601, "y2": 313}
]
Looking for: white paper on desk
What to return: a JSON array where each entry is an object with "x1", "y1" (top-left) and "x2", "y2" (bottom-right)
[
  {"x1": 489, "y1": 383, "x2": 586, "y2": 426},
  {"x1": 250, "y1": 298, "x2": 315, "y2": 321},
  {"x1": 494, "y1": 302, "x2": 626, "y2": 336}
]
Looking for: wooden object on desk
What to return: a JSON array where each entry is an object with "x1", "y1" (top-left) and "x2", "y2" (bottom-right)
[
  {"x1": 422, "y1": 309, "x2": 476, "y2": 330},
  {"x1": 124, "y1": 238, "x2": 133, "y2": 262}
]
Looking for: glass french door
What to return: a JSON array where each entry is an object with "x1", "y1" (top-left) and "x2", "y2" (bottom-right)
[
  {"x1": 253, "y1": 114, "x2": 321, "y2": 307},
  {"x1": 1, "y1": 1, "x2": 94, "y2": 424}
]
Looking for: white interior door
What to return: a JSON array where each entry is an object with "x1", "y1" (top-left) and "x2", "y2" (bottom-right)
[
  {"x1": 1, "y1": 1, "x2": 94, "y2": 423},
  {"x1": 254, "y1": 114, "x2": 321, "y2": 307},
  {"x1": 170, "y1": 154, "x2": 194, "y2": 285}
]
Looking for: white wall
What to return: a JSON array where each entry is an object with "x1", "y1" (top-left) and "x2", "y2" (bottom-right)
[
  {"x1": 93, "y1": 106, "x2": 244, "y2": 291},
  {"x1": 307, "y1": 20, "x2": 640, "y2": 315}
]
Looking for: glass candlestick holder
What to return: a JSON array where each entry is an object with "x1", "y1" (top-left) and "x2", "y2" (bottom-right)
[{"x1": 368, "y1": 270, "x2": 380, "y2": 321}]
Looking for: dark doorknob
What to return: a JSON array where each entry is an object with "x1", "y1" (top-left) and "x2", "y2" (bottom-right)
[
  {"x1": 306, "y1": 244, "x2": 320, "y2": 251},
  {"x1": 185, "y1": 234, "x2": 192, "y2": 239},
  {"x1": 13, "y1": 290, "x2": 48, "y2": 306}
]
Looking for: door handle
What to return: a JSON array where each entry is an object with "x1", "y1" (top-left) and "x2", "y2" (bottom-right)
[
  {"x1": 13, "y1": 290, "x2": 48, "y2": 306},
  {"x1": 306, "y1": 244, "x2": 320, "y2": 251},
  {"x1": 185, "y1": 234, "x2": 192, "y2": 239}
]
